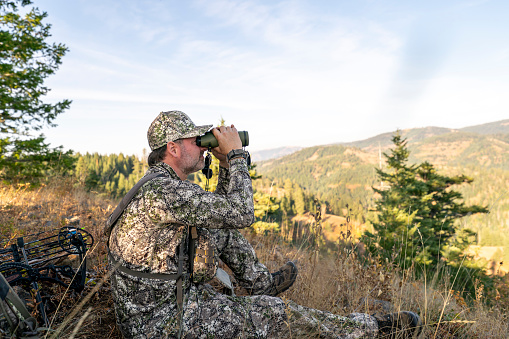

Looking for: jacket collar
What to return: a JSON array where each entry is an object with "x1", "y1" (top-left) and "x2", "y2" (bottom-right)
[{"x1": 150, "y1": 162, "x2": 180, "y2": 180}]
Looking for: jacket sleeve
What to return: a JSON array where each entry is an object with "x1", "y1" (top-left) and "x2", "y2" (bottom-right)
[
  {"x1": 144, "y1": 158, "x2": 255, "y2": 229},
  {"x1": 214, "y1": 165, "x2": 230, "y2": 196}
]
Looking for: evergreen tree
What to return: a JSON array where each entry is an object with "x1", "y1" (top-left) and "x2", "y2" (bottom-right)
[
  {"x1": 253, "y1": 191, "x2": 279, "y2": 219},
  {"x1": 281, "y1": 196, "x2": 291, "y2": 215},
  {"x1": 293, "y1": 184, "x2": 306, "y2": 215},
  {"x1": 283, "y1": 179, "x2": 295, "y2": 214},
  {"x1": 84, "y1": 168, "x2": 100, "y2": 191},
  {"x1": 363, "y1": 132, "x2": 488, "y2": 272},
  {"x1": 0, "y1": 0, "x2": 73, "y2": 182},
  {"x1": 118, "y1": 173, "x2": 127, "y2": 196}
]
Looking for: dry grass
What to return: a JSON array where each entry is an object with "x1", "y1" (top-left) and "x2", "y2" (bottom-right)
[
  {"x1": 0, "y1": 179, "x2": 120, "y2": 338},
  {"x1": 1, "y1": 179, "x2": 508, "y2": 338},
  {"x1": 247, "y1": 230, "x2": 509, "y2": 338}
]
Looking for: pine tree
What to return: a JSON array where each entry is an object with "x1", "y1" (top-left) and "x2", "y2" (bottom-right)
[
  {"x1": 281, "y1": 196, "x2": 291, "y2": 215},
  {"x1": 363, "y1": 132, "x2": 488, "y2": 272},
  {"x1": 253, "y1": 191, "x2": 279, "y2": 219},
  {"x1": 118, "y1": 173, "x2": 127, "y2": 196},
  {"x1": 283, "y1": 179, "x2": 295, "y2": 214},
  {"x1": 293, "y1": 184, "x2": 306, "y2": 215},
  {"x1": 0, "y1": 0, "x2": 73, "y2": 182}
]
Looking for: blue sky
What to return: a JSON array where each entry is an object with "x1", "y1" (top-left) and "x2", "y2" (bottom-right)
[{"x1": 34, "y1": 0, "x2": 509, "y2": 156}]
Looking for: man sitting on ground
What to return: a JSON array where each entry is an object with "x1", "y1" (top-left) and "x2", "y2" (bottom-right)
[{"x1": 107, "y1": 110, "x2": 420, "y2": 338}]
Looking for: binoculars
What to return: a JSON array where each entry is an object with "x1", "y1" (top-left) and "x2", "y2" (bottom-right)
[{"x1": 196, "y1": 131, "x2": 249, "y2": 148}]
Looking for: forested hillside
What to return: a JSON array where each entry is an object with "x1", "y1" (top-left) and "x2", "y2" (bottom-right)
[
  {"x1": 256, "y1": 145, "x2": 378, "y2": 220},
  {"x1": 73, "y1": 152, "x2": 147, "y2": 197},
  {"x1": 257, "y1": 120, "x2": 509, "y2": 248}
]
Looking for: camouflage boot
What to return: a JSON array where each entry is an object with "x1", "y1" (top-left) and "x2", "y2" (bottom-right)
[
  {"x1": 376, "y1": 311, "x2": 422, "y2": 338},
  {"x1": 265, "y1": 261, "x2": 298, "y2": 296}
]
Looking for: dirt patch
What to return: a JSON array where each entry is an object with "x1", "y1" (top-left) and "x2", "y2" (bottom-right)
[
  {"x1": 312, "y1": 165, "x2": 324, "y2": 180},
  {"x1": 307, "y1": 150, "x2": 320, "y2": 161},
  {"x1": 344, "y1": 148, "x2": 378, "y2": 164}
]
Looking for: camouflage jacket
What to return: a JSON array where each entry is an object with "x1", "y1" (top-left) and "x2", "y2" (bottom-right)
[{"x1": 108, "y1": 158, "x2": 254, "y2": 337}]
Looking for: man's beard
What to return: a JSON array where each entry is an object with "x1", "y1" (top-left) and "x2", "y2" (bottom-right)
[{"x1": 182, "y1": 153, "x2": 205, "y2": 175}]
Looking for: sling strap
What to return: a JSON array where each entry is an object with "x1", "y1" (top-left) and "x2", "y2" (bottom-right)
[
  {"x1": 108, "y1": 252, "x2": 185, "y2": 281},
  {"x1": 104, "y1": 172, "x2": 167, "y2": 239},
  {"x1": 188, "y1": 226, "x2": 198, "y2": 280}
]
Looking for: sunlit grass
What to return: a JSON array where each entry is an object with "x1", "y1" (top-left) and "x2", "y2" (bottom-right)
[{"x1": 1, "y1": 179, "x2": 508, "y2": 338}]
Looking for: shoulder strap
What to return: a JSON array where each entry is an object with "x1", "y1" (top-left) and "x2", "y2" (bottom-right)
[{"x1": 104, "y1": 172, "x2": 167, "y2": 239}]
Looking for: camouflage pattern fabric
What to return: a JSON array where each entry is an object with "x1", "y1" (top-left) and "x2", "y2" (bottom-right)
[
  {"x1": 109, "y1": 159, "x2": 378, "y2": 338},
  {"x1": 147, "y1": 111, "x2": 212, "y2": 150},
  {"x1": 182, "y1": 286, "x2": 378, "y2": 338}
]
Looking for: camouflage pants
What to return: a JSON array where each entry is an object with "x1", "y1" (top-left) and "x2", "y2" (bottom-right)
[
  {"x1": 184, "y1": 229, "x2": 378, "y2": 338},
  {"x1": 112, "y1": 229, "x2": 378, "y2": 338},
  {"x1": 183, "y1": 284, "x2": 378, "y2": 338}
]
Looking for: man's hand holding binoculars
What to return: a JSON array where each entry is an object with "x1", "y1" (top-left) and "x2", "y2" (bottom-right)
[{"x1": 211, "y1": 125, "x2": 242, "y2": 168}]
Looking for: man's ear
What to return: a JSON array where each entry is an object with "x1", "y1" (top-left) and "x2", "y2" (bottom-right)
[{"x1": 166, "y1": 141, "x2": 180, "y2": 158}]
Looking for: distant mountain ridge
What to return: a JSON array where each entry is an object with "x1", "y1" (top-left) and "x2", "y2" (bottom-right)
[
  {"x1": 253, "y1": 119, "x2": 509, "y2": 162},
  {"x1": 460, "y1": 119, "x2": 509, "y2": 135},
  {"x1": 342, "y1": 119, "x2": 509, "y2": 152},
  {"x1": 250, "y1": 146, "x2": 303, "y2": 162},
  {"x1": 340, "y1": 126, "x2": 455, "y2": 151}
]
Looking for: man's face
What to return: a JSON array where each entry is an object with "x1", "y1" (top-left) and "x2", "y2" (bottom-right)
[{"x1": 177, "y1": 137, "x2": 208, "y2": 175}]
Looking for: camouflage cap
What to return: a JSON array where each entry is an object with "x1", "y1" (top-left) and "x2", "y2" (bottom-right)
[{"x1": 147, "y1": 111, "x2": 213, "y2": 150}]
